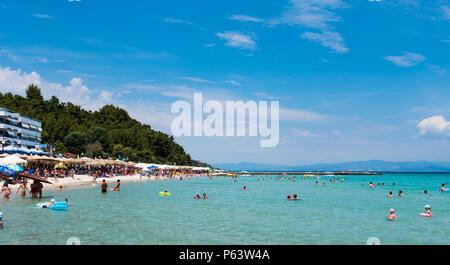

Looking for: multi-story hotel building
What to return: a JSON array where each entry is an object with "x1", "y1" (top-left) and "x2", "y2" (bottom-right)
[{"x1": 0, "y1": 108, "x2": 43, "y2": 153}]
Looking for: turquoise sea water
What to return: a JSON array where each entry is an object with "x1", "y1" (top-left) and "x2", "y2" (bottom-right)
[{"x1": 0, "y1": 173, "x2": 449, "y2": 245}]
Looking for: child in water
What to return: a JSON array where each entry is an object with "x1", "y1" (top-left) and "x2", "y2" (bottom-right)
[
  {"x1": 64, "y1": 198, "x2": 71, "y2": 206},
  {"x1": 423, "y1": 205, "x2": 432, "y2": 218},
  {"x1": 387, "y1": 209, "x2": 397, "y2": 221}
]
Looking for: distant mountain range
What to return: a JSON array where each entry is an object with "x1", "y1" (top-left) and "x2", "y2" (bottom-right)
[{"x1": 213, "y1": 160, "x2": 450, "y2": 172}]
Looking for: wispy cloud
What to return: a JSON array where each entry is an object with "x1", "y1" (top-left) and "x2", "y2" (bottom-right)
[
  {"x1": 292, "y1": 128, "x2": 340, "y2": 137},
  {"x1": 301, "y1": 31, "x2": 349, "y2": 53},
  {"x1": 441, "y1": 5, "x2": 450, "y2": 20},
  {"x1": 33, "y1": 14, "x2": 53, "y2": 19},
  {"x1": 269, "y1": 0, "x2": 350, "y2": 53},
  {"x1": 178, "y1": 76, "x2": 215, "y2": 84},
  {"x1": 163, "y1": 18, "x2": 193, "y2": 25},
  {"x1": 228, "y1": 15, "x2": 265, "y2": 23},
  {"x1": 0, "y1": 48, "x2": 51, "y2": 64},
  {"x1": 215, "y1": 31, "x2": 257, "y2": 50},
  {"x1": 224, "y1": 80, "x2": 241, "y2": 86},
  {"x1": 383, "y1": 52, "x2": 426, "y2": 67}
]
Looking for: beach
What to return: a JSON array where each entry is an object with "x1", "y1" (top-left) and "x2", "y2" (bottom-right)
[{"x1": 7, "y1": 174, "x2": 159, "y2": 192}]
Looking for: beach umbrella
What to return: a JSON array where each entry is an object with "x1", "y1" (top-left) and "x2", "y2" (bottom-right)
[
  {"x1": 0, "y1": 155, "x2": 27, "y2": 165},
  {"x1": 54, "y1": 162, "x2": 67, "y2": 169},
  {"x1": 17, "y1": 173, "x2": 53, "y2": 184},
  {"x1": 8, "y1": 164, "x2": 24, "y2": 172},
  {"x1": 148, "y1": 165, "x2": 158, "y2": 169}
]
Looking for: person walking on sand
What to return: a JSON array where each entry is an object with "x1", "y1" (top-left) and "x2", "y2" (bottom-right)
[{"x1": 101, "y1": 179, "x2": 108, "y2": 193}]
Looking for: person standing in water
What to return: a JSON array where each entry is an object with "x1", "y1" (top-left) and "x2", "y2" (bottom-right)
[
  {"x1": 1, "y1": 183, "x2": 11, "y2": 200},
  {"x1": 441, "y1": 184, "x2": 447, "y2": 192},
  {"x1": 16, "y1": 182, "x2": 28, "y2": 198},
  {"x1": 101, "y1": 179, "x2": 108, "y2": 193}
]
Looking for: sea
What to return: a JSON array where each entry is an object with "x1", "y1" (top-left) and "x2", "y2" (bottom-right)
[{"x1": 0, "y1": 173, "x2": 448, "y2": 245}]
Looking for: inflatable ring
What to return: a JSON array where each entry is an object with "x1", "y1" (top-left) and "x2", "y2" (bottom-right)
[{"x1": 159, "y1": 192, "x2": 171, "y2": 196}]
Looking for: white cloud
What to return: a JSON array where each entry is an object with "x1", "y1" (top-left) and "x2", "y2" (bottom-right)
[
  {"x1": 228, "y1": 15, "x2": 265, "y2": 23},
  {"x1": 417, "y1": 115, "x2": 450, "y2": 138},
  {"x1": 0, "y1": 67, "x2": 114, "y2": 110},
  {"x1": 301, "y1": 31, "x2": 349, "y2": 53},
  {"x1": 383, "y1": 52, "x2": 426, "y2": 67},
  {"x1": 215, "y1": 31, "x2": 257, "y2": 50},
  {"x1": 269, "y1": 0, "x2": 350, "y2": 53}
]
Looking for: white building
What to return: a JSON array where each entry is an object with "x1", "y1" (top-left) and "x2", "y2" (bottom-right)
[{"x1": 0, "y1": 108, "x2": 43, "y2": 153}]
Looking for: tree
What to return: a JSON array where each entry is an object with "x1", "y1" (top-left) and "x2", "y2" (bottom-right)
[
  {"x1": 86, "y1": 126, "x2": 110, "y2": 152},
  {"x1": 64, "y1": 131, "x2": 87, "y2": 155},
  {"x1": 86, "y1": 141, "x2": 104, "y2": 158},
  {"x1": 54, "y1": 140, "x2": 66, "y2": 154},
  {"x1": 26, "y1": 84, "x2": 44, "y2": 101}
]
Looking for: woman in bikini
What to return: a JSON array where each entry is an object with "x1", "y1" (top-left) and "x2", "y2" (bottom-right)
[
  {"x1": 1, "y1": 183, "x2": 12, "y2": 200},
  {"x1": 17, "y1": 182, "x2": 28, "y2": 198}
]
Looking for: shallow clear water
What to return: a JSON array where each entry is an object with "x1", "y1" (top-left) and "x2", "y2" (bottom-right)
[{"x1": 0, "y1": 173, "x2": 449, "y2": 245}]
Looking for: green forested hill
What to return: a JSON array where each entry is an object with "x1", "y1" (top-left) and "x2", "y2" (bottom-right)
[{"x1": 0, "y1": 85, "x2": 197, "y2": 165}]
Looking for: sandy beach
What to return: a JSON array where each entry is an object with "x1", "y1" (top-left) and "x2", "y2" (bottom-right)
[{"x1": 7, "y1": 174, "x2": 159, "y2": 192}]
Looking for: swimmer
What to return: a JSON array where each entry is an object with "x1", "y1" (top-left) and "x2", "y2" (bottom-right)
[
  {"x1": 287, "y1": 195, "x2": 292, "y2": 200},
  {"x1": 369, "y1": 182, "x2": 375, "y2": 188},
  {"x1": 291, "y1": 194, "x2": 299, "y2": 200},
  {"x1": 424, "y1": 190, "x2": 428, "y2": 194},
  {"x1": 387, "y1": 208, "x2": 397, "y2": 220},
  {"x1": 423, "y1": 205, "x2": 432, "y2": 218},
  {"x1": 202, "y1": 193, "x2": 208, "y2": 199},
  {"x1": 315, "y1": 181, "x2": 318, "y2": 186},
  {"x1": 64, "y1": 198, "x2": 71, "y2": 206},
  {"x1": 194, "y1": 194, "x2": 201, "y2": 199},
  {"x1": 393, "y1": 182, "x2": 396, "y2": 186},
  {"x1": 0, "y1": 212, "x2": 3, "y2": 228},
  {"x1": 243, "y1": 186, "x2": 248, "y2": 191},
  {"x1": 388, "y1": 191, "x2": 394, "y2": 198},
  {"x1": 441, "y1": 184, "x2": 446, "y2": 192},
  {"x1": 59, "y1": 186, "x2": 63, "y2": 192},
  {"x1": 323, "y1": 183, "x2": 326, "y2": 187},
  {"x1": 398, "y1": 190, "x2": 404, "y2": 197}
]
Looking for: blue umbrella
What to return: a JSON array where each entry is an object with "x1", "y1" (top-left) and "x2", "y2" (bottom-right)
[
  {"x1": 7, "y1": 164, "x2": 24, "y2": 172},
  {"x1": 0, "y1": 165, "x2": 14, "y2": 175},
  {"x1": 148, "y1": 165, "x2": 158, "y2": 169}
]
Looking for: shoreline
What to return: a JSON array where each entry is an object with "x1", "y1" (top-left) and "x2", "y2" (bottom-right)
[{"x1": 6, "y1": 174, "x2": 163, "y2": 194}]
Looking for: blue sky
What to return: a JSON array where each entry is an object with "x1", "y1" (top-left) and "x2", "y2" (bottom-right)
[{"x1": 1, "y1": 0, "x2": 450, "y2": 165}]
